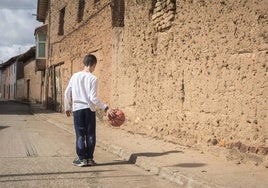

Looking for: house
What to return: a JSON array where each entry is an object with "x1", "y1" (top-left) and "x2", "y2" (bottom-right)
[
  {"x1": 17, "y1": 47, "x2": 44, "y2": 103},
  {"x1": 0, "y1": 47, "x2": 44, "y2": 104},
  {"x1": 0, "y1": 66, "x2": 4, "y2": 99},
  {"x1": 0, "y1": 55, "x2": 19, "y2": 100},
  {"x1": 35, "y1": 0, "x2": 267, "y2": 158}
]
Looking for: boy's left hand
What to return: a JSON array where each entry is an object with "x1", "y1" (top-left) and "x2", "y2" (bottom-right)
[{"x1": 66, "y1": 110, "x2": 71, "y2": 117}]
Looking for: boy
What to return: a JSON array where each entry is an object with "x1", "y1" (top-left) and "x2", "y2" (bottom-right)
[{"x1": 64, "y1": 54, "x2": 115, "y2": 167}]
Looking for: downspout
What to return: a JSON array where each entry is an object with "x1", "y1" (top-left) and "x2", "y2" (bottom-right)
[{"x1": 45, "y1": 0, "x2": 51, "y2": 109}]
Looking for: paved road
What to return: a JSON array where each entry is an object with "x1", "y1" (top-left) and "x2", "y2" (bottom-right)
[{"x1": 0, "y1": 101, "x2": 180, "y2": 188}]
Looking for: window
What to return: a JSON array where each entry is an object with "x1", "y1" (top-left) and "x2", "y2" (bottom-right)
[
  {"x1": 111, "y1": 0, "x2": 125, "y2": 27},
  {"x1": 77, "y1": 0, "x2": 85, "y2": 22},
  {"x1": 36, "y1": 34, "x2": 46, "y2": 59},
  {"x1": 58, "y1": 7, "x2": 65, "y2": 35}
]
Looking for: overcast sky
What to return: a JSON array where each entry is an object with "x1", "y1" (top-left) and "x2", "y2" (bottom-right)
[{"x1": 0, "y1": 0, "x2": 41, "y2": 63}]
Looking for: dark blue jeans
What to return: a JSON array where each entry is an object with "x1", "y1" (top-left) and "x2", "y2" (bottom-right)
[{"x1": 73, "y1": 108, "x2": 96, "y2": 160}]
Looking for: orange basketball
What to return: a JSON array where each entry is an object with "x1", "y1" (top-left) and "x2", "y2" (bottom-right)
[{"x1": 108, "y1": 109, "x2": 125, "y2": 127}]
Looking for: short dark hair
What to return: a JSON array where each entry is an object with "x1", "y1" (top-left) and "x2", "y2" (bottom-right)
[{"x1": 83, "y1": 54, "x2": 97, "y2": 67}]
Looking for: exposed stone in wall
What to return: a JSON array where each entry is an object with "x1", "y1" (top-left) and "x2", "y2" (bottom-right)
[{"x1": 150, "y1": 0, "x2": 176, "y2": 32}]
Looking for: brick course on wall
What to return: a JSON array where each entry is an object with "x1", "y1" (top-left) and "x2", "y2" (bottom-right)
[{"x1": 45, "y1": 0, "x2": 267, "y2": 159}]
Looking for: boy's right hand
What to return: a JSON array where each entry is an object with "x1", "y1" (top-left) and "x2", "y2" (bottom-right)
[{"x1": 107, "y1": 109, "x2": 116, "y2": 119}]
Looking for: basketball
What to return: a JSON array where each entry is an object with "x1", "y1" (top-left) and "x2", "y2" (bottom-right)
[{"x1": 108, "y1": 109, "x2": 125, "y2": 127}]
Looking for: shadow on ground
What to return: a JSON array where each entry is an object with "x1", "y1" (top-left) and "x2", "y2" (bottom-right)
[
  {"x1": 129, "y1": 150, "x2": 182, "y2": 163},
  {"x1": 0, "y1": 126, "x2": 10, "y2": 130},
  {"x1": 0, "y1": 169, "x2": 114, "y2": 178},
  {"x1": 0, "y1": 101, "x2": 56, "y2": 115},
  {"x1": 172, "y1": 163, "x2": 207, "y2": 168}
]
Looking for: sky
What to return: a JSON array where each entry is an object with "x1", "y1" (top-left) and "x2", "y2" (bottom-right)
[{"x1": 0, "y1": 0, "x2": 41, "y2": 63}]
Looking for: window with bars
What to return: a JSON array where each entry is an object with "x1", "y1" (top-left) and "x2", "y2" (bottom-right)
[
  {"x1": 58, "y1": 7, "x2": 65, "y2": 35},
  {"x1": 77, "y1": 0, "x2": 85, "y2": 22}
]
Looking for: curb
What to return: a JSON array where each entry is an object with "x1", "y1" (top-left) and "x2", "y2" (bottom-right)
[
  {"x1": 97, "y1": 136, "x2": 215, "y2": 188},
  {"x1": 35, "y1": 112, "x2": 217, "y2": 188}
]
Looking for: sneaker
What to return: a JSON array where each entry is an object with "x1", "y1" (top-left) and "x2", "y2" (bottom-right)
[
  {"x1": 73, "y1": 158, "x2": 87, "y2": 167},
  {"x1": 87, "y1": 159, "x2": 97, "y2": 166}
]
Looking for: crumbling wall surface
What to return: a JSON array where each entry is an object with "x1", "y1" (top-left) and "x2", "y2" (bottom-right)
[{"x1": 112, "y1": 0, "x2": 268, "y2": 158}]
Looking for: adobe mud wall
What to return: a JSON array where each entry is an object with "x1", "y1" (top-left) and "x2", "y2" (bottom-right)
[
  {"x1": 45, "y1": 0, "x2": 267, "y2": 161},
  {"x1": 110, "y1": 0, "x2": 268, "y2": 158}
]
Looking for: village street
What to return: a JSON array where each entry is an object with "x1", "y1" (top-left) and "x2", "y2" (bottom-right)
[{"x1": 0, "y1": 101, "x2": 179, "y2": 188}]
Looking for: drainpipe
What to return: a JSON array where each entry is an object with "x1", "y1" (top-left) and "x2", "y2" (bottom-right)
[{"x1": 45, "y1": 0, "x2": 52, "y2": 109}]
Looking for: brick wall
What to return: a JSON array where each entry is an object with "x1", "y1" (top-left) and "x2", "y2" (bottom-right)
[{"x1": 46, "y1": 0, "x2": 113, "y2": 111}]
